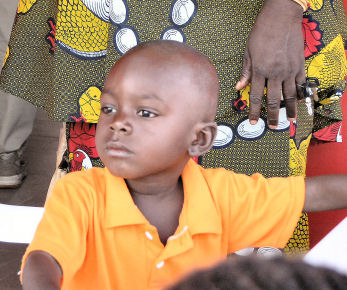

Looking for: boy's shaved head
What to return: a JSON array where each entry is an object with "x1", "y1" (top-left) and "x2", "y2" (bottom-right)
[
  {"x1": 112, "y1": 40, "x2": 220, "y2": 122},
  {"x1": 97, "y1": 40, "x2": 219, "y2": 179}
]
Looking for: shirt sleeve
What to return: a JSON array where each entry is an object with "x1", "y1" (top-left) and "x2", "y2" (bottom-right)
[
  {"x1": 221, "y1": 172, "x2": 306, "y2": 253},
  {"x1": 20, "y1": 172, "x2": 93, "y2": 288}
]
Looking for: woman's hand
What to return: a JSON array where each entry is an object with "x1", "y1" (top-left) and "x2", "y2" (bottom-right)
[{"x1": 236, "y1": 0, "x2": 306, "y2": 129}]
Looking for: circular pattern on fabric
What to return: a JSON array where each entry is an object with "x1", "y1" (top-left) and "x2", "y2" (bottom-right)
[
  {"x1": 113, "y1": 26, "x2": 139, "y2": 55},
  {"x1": 272, "y1": 107, "x2": 290, "y2": 131},
  {"x1": 213, "y1": 123, "x2": 235, "y2": 149},
  {"x1": 110, "y1": 0, "x2": 128, "y2": 26},
  {"x1": 234, "y1": 247, "x2": 254, "y2": 256},
  {"x1": 256, "y1": 247, "x2": 282, "y2": 257},
  {"x1": 161, "y1": 27, "x2": 185, "y2": 42},
  {"x1": 81, "y1": 0, "x2": 110, "y2": 22},
  {"x1": 169, "y1": 0, "x2": 197, "y2": 27},
  {"x1": 236, "y1": 117, "x2": 266, "y2": 140}
]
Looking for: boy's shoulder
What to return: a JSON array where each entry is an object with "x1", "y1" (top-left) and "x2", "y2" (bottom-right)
[
  {"x1": 184, "y1": 160, "x2": 255, "y2": 198},
  {"x1": 47, "y1": 167, "x2": 130, "y2": 215},
  {"x1": 58, "y1": 167, "x2": 108, "y2": 187},
  {"x1": 52, "y1": 167, "x2": 126, "y2": 200}
]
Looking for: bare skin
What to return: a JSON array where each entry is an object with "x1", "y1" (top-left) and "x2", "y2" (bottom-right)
[
  {"x1": 236, "y1": 0, "x2": 305, "y2": 129},
  {"x1": 304, "y1": 175, "x2": 347, "y2": 212},
  {"x1": 129, "y1": 178, "x2": 184, "y2": 244},
  {"x1": 22, "y1": 251, "x2": 61, "y2": 290},
  {"x1": 22, "y1": 41, "x2": 347, "y2": 290}
]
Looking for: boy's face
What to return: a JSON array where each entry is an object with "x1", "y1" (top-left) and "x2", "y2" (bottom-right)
[{"x1": 95, "y1": 49, "x2": 202, "y2": 180}]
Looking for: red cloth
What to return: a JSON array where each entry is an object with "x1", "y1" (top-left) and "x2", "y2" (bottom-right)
[
  {"x1": 307, "y1": 0, "x2": 347, "y2": 246},
  {"x1": 307, "y1": 0, "x2": 347, "y2": 248},
  {"x1": 307, "y1": 94, "x2": 347, "y2": 247}
]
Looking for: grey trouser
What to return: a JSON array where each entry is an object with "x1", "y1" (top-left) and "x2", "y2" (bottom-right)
[{"x1": 0, "y1": 0, "x2": 36, "y2": 154}]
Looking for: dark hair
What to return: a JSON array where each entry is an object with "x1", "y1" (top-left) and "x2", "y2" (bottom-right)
[{"x1": 166, "y1": 256, "x2": 347, "y2": 290}]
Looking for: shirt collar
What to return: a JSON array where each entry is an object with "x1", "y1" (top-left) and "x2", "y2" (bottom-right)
[
  {"x1": 104, "y1": 168, "x2": 147, "y2": 228},
  {"x1": 104, "y1": 159, "x2": 222, "y2": 235}
]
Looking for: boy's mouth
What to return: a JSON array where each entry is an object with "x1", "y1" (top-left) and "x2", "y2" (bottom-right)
[{"x1": 105, "y1": 142, "x2": 133, "y2": 157}]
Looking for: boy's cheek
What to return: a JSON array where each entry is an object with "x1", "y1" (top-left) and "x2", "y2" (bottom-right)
[{"x1": 94, "y1": 129, "x2": 104, "y2": 154}]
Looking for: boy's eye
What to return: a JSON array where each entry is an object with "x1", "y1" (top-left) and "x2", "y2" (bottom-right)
[
  {"x1": 137, "y1": 110, "x2": 157, "y2": 118},
  {"x1": 101, "y1": 106, "x2": 116, "y2": 114}
]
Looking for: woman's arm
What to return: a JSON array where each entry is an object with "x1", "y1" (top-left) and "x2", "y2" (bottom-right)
[{"x1": 304, "y1": 175, "x2": 347, "y2": 212}]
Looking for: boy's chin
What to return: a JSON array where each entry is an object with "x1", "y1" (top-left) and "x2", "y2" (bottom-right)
[{"x1": 106, "y1": 166, "x2": 142, "y2": 180}]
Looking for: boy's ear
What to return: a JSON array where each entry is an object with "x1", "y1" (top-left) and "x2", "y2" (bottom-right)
[{"x1": 188, "y1": 122, "x2": 217, "y2": 157}]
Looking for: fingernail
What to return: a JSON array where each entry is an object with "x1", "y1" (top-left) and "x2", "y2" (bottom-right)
[{"x1": 269, "y1": 124, "x2": 277, "y2": 129}]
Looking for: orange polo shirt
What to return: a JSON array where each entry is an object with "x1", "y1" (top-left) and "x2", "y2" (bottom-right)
[{"x1": 21, "y1": 159, "x2": 305, "y2": 289}]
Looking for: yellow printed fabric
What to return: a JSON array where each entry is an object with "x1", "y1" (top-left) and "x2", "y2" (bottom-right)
[
  {"x1": 2, "y1": 47, "x2": 9, "y2": 68},
  {"x1": 292, "y1": 0, "x2": 310, "y2": 11},
  {"x1": 56, "y1": 0, "x2": 108, "y2": 59},
  {"x1": 17, "y1": 0, "x2": 37, "y2": 14},
  {"x1": 78, "y1": 86, "x2": 101, "y2": 123},
  {"x1": 0, "y1": 0, "x2": 346, "y2": 253},
  {"x1": 285, "y1": 135, "x2": 312, "y2": 252},
  {"x1": 309, "y1": 0, "x2": 324, "y2": 11}
]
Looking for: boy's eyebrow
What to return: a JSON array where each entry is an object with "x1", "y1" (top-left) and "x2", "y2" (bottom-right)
[
  {"x1": 101, "y1": 90, "x2": 165, "y2": 103},
  {"x1": 101, "y1": 89, "x2": 116, "y2": 97},
  {"x1": 137, "y1": 94, "x2": 164, "y2": 102}
]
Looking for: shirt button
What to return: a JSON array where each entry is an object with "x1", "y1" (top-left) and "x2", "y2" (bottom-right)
[
  {"x1": 145, "y1": 231, "x2": 153, "y2": 240},
  {"x1": 156, "y1": 261, "x2": 165, "y2": 269}
]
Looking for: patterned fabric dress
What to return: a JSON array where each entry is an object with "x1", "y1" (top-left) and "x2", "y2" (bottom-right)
[{"x1": 1, "y1": 0, "x2": 346, "y2": 252}]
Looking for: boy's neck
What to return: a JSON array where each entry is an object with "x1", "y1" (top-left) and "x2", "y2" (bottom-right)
[
  {"x1": 126, "y1": 176, "x2": 181, "y2": 197},
  {"x1": 126, "y1": 177, "x2": 184, "y2": 245}
]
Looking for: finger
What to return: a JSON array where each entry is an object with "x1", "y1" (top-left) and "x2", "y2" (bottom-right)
[
  {"x1": 266, "y1": 79, "x2": 282, "y2": 129},
  {"x1": 282, "y1": 78, "x2": 297, "y2": 121},
  {"x1": 295, "y1": 66, "x2": 306, "y2": 100},
  {"x1": 248, "y1": 75, "x2": 266, "y2": 125},
  {"x1": 235, "y1": 50, "x2": 252, "y2": 91}
]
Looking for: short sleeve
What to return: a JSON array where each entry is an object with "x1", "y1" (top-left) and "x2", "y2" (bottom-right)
[
  {"x1": 223, "y1": 173, "x2": 305, "y2": 252},
  {"x1": 20, "y1": 172, "x2": 93, "y2": 288}
]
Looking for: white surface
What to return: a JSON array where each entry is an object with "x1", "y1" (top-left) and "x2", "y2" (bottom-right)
[
  {"x1": 304, "y1": 217, "x2": 347, "y2": 275},
  {"x1": 0, "y1": 204, "x2": 44, "y2": 244}
]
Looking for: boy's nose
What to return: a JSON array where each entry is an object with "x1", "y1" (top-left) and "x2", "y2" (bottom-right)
[{"x1": 110, "y1": 119, "x2": 132, "y2": 135}]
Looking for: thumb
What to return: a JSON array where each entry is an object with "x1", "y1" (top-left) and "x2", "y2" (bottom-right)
[{"x1": 235, "y1": 50, "x2": 252, "y2": 91}]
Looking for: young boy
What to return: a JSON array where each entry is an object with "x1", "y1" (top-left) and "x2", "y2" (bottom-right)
[{"x1": 22, "y1": 40, "x2": 347, "y2": 290}]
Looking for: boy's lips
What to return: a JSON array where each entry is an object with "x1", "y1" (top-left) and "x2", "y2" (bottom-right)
[{"x1": 105, "y1": 142, "x2": 133, "y2": 157}]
